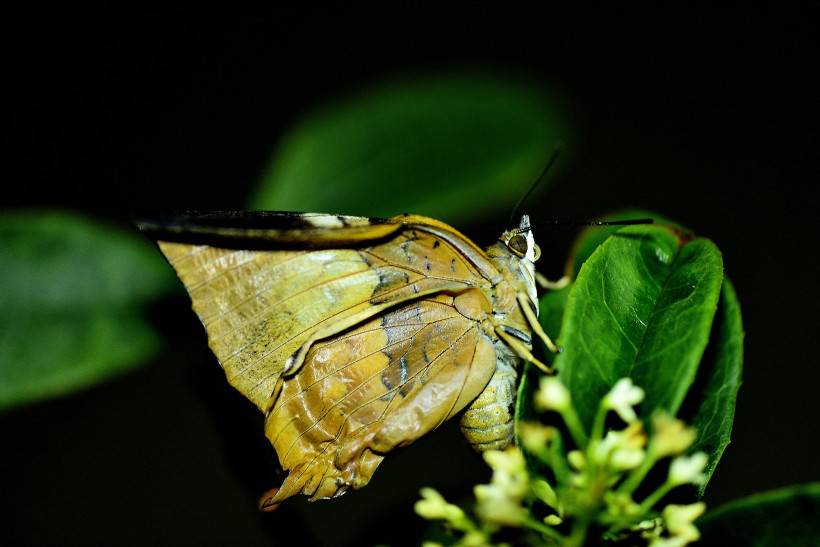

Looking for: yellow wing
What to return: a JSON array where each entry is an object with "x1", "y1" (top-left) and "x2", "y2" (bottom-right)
[
  {"x1": 262, "y1": 293, "x2": 497, "y2": 505},
  {"x1": 140, "y1": 212, "x2": 500, "y2": 411}
]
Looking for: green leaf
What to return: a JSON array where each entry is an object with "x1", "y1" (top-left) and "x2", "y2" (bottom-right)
[
  {"x1": 698, "y1": 483, "x2": 820, "y2": 546},
  {"x1": 554, "y1": 225, "x2": 724, "y2": 428},
  {"x1": 563, "y1": 210, "x2": 743, "y2": 491},
  {"x1": 0, "y1": 211, "x2": 175, "y2": 410},
  {"x1": 251, "y1": 74, "x2": 570, "y2": 223},
  {"x1": 687, "y1": 278, "x2": 744, "y2": 495}
]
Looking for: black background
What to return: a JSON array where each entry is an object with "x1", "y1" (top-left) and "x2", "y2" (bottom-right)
[{"x1": 2, "y1": 5, "x2": 818, "y2": 546}]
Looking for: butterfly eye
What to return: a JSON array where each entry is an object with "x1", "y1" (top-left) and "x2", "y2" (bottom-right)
[
  {"x1": 507, "y1": 233, "x2": 528, "y2": 257},
  {"x1": 532, "y1": 243, "x2": 541, "y2": 262}
]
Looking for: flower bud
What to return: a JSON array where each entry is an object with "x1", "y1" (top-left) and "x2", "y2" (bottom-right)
[
  {"x1": 651, "y1": 412, "x2": 696, "y2": 457},
  {"x1": 415, "y1": 488, "x2": 465, "y2": 522},
  {"x1": 535, "y1": 377, "x2": 571, "y2": 412}
]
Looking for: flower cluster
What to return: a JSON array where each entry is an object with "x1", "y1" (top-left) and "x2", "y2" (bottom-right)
[{"x1": 415, "y1": 377, "x2": 709, "y2": 546}]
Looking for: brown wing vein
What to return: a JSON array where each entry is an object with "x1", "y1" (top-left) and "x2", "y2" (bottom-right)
[
  {"x1": 360, "y1": 249, "x2": 479, "y2": 286},
  {"x1": 167, "y1": 244, "x2": 210, "y2": 265},
  {"x1": 279, "y1": 323, "x2": 479, "y2": 496},
  {"x1": 267, "y1": 316, "x2": 459, "y2": 417},
  {"x1": 186, "y1": 252, "x2": 270, "y2": 295},
  {"x1": 229, "y1": 275, "x2": 470, "y2": 376},
  {"x1": 278, "y1": 323, "x2": 475, "y2": 462},
  {"x1": 203, "y1": 259, "x2": 368, "y2": 330}
]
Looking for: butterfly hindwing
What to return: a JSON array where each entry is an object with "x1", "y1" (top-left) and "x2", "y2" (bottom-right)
[{"x1": 264, "y1": 294, "x2": 497, "y2": 503}]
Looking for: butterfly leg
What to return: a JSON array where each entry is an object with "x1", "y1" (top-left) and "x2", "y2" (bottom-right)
[
  {"x1": 516, "y1": 292, "x2": 561, "y2": 354},
  {"x1": 494, "y1": 326, "x2": 554, "y2": 374},
  {"x1": 536, "y1": 272, "x2": 571, "y2": 290}
]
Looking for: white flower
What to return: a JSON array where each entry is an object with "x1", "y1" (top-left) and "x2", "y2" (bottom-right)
[
  {"x1": 474, "y1": 484, "x2": 528, "y2": 526},
  {"x1": 602, "y1": 378, "x2": 645, "y2": 423},
  {"x1": 663, "y1": 502, "x2": 705, "y2": 542},
  {"x1": 415, "y1": 487, "x2": 465, "y2": 522},
  {"x1": 651, "y1": 412, "x2": 697, "y2": 457},
  {"x1": 668, "y1": 452, "x2": 708, "y2": 486},
  {"x1": 592, "y1": 423, "x2": 647, "y2": 471},
  {"x1": 474, "y1": 448, "x2": 530, "y2": 526},
  {"x1": 535, "y1": 377, "x2": 571, "y2": 411},
  {"x1": 518, "y1": 422, "x2": 555, "y2": 454}
]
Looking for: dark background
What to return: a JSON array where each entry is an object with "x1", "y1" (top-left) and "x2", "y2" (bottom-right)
[{"x1": 2, "y1": 5, "x2": 818, "y2": 546}]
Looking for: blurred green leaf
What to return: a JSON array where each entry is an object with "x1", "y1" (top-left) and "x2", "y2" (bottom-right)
[
  {"x1": 689, "y1": 278, "x2": 744, "y2": 495},
  {"x1": 252, "y1": 74, "x2": 569, "y2": 223},
  {"x1": 0, "y1": 211, "x2": 175, "y2": 410},
  {"x1": 698, "y1": 483, "x2": 820, "y2": 546},
  {"x1": 0, "y1": 211, "x2": 172, "y2": 311},
  {"x1": 554, "y1": 225, "x2": 724, "y2": 428}
]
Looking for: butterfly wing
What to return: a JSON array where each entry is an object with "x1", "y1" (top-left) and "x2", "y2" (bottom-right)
[
  {"x1": 262, "y1": 293, "x2": 497, "y2": 504},
  {"x1": 139, "y1": 212, "x2": 500, "y2": 411}
]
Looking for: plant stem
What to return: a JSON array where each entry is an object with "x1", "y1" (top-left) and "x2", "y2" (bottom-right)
[
  {"x1": 618, "y1": 451, "x2": 657, "y2": 495},
  {"x1": 561, "y1": 406, "x2": 589, "y2": 448},
  {"x1": 589, "y1": 404, "x2": 608, "y2": 446},
  {"x1": 565, "y1": 517, "x2": 590, "y2": 547},
  {"x1": 638, "y1": 480, "x2": 674, "y2": 513},
  {"x1": 523, "y1": 518, "x2": 566, "y2": 542},
  {"x1": 549, "y1": 431, "x2": 572, "y2": 485}
]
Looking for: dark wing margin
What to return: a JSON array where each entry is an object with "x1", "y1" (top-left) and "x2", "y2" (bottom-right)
[{"x1": 135, "y1": 211, "x2": 401, "y2": 248}]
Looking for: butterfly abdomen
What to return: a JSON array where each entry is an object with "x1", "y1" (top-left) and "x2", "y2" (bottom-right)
[{"x1": 458, "y1": 344, "x2": 520, "y2": 451}]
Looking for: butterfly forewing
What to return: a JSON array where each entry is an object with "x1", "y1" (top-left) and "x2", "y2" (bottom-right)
[{"x1": 153, "y1": 216, "x2": 493, "y2": 411}]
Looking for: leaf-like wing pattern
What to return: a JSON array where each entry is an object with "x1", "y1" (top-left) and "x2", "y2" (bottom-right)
[{"x1": 147, "y1": 213, "x2": 495, "y2": 411}]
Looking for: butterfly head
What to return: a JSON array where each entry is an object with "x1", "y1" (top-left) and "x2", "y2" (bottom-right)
[
  {"x1": 489, "y1": 215, "x2": 540, "y2": 315},
  {"x1": 501, "y1": 215, "x2": 541, "y2": 263}
]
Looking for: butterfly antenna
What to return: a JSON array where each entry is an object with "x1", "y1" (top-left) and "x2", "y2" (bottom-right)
[
  {"x1": 508, "y1": 144, "x2": 563, "y2": 229},
  {"x1": 533, "y1": 218, "x2": 655, "y2": 228}
]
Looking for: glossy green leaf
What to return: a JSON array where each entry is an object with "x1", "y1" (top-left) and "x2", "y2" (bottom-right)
[
  {"x1": 0, "y1": 211, "x2": 175, "y2": 410},
  {"x1": 563, "y1": 211, "x2": 742, "y2": 492},
  {"x1": 698, "y1": 483, "x2": 820, "y2": 546},
  {"x1": 251, "y1": 74, "x2": 570, "y2": 223},
  {"x1": 554, "y1": 225, "x2": 724, "y2": 428},
  {"x1": 688, "y1": 278, "x2": 744, "y2": 495}
]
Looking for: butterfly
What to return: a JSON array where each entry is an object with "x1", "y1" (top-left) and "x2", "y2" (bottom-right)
[{"x1": 138, "y1": 211, "x2": 568, "y2": 509}]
